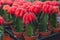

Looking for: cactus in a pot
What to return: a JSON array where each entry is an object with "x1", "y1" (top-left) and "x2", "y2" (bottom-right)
[
  {"x1": 14, "y1": 8, "x2": 26, "y2": 32},
  {"x1": 50, "y1": 6, "x2": 59, "y2": 28},
  {"x1": 23, "y1": 12, "x2": 37, "y2": 40},
  {"x1": 49, "y1": 6, "x2": 60, "y2": 33},
  {"x1": 39, "y1": 5, "x2": 52, "y2": 32},
  {"x1": 12, "y1": 8, "x2": 26, "y2": 38},
  {"x1": 38, "y1": 4, "x2": 52, "y2": 37}
]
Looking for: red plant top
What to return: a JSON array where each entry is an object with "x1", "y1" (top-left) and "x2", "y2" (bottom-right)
[
  {"x1": 52, "y1": 1, "x2": 59, "y2": 6},
  {"x1": 52, "y1": 6, "x2": 59, "y2": 14},
  {"x1": 45, "y1": 1, "x2": 52, "y2": 5},
  {"x1": 33, "y1": 1, "x2": 44, "y2": 8},
  {"x1": 14, "y1": 0, "x2": 26, "y2": 5},
  {"x1": 0, "y1": 16, "x2": 4, "y2": 25},
  {"x1": 8, "y1": 6, "x2": 17, "y2": 15},
  {"x1": 22, "y1": 2, "x2": 32, "y2": 8},
  {"x1": 15, "y1": 8, "x2": 26, "y2": 18},
  {"x1": 23, "y1": 13, "x2": 37, "y2": 25},
  {"x1": 1, "y1": 0, "x2": 13, "y2": 5},
  {"x1": 3, "y1": 5, "x2": 10, "y2": 11},
  {"x1": 30, "y1": 5, "x2": 41, "y2": 14},
  {"x1": 0, "y1": 1, "x2": 2, "y2": 9},
  {"x1": 42, "y1": 4, "x2": 53, "y2": 14}
]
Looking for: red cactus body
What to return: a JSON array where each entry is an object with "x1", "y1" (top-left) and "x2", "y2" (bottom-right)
[
  {"x1": 15, "y1": 8, "x2": 26, "y2": 18},
  {"x1": 30, "y1": 5, "x2": 41, "y2": 14},
  {"x1": 1, "y1": 0, "x2": 13, "y2": 5},
  {"x1": 23, "y1": 13, "x2": 37, "y2": 25},
  {"x1": 14, "y1": 0, "x2": 26, "y2": 5},
  {"x1": 45, "y1": 1, "x2": 52, "y2": 5},
  {"x1": 0, "y1": 1, "x2": 3, "y2": 5},
  {"x1": 22, "y1": 2, "x2": 32, "y2": 8},
  {"x1": 33, "y1": 1, "x2": 44, "y2": 7},
  {"x1": 0, "y1": 1, "x2": 2, "y2": 9},
  {"x1": 42, "y1": 5, "x2": 53, "y2": 14},
  {"x1": 5, "y1": 0, "x2": 13, "y2": 5},
  {"x1": 52, "y1": 1, "x2": 59, "y2": 6},
  {"x1": 12, "y1": 2, "x2": 20, "y2": 8},
  {"x1": 52, "y1": 6, "x2": 59, "y2": 14},
  {"x1": 0, "y1": 16, "x2": 4, "y2": 25},
  {"x1": 3, "y1": 5, "x2": 10, "y2": 11},
  {"x1": 33, "y1": 1, "x2": 42, "y2": 5},
  {"x1": 8, "y1": 6, "x2": 17, "y2": 15}
]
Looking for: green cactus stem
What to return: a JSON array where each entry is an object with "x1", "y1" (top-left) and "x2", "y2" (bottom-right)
[
  {"x1": 11, "y1": 15, "x2": 16, "y2": 25},
  {"x1": 4, "y1": 10, "x2": 11, "y2": 21},
  {"x1": 39, "y1": 13, "x2": 48, "y2": 32},
  {"x1": 15, "y1": 18, "x2": 24, "y2": 32},
  {"x1": 50, "y1": 14, "x2": 57, "y2": 28},
  {"x1": 26, "y1": 24, "x2": 34, "y2": 37},
  {"x1": 0, "y1": 9, "x2": 4, "y2": 15},
  {"x1": 0, "y1": 26, "x2": 4, "y2": 40}
]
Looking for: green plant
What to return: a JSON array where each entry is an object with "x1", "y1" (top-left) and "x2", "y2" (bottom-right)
[
  {"x1": 26, "y1": 24, "x2": 34, "y2": 37},
  {"x1": 4, "y1": 10, "x2": 11, "y2": 21},
  {"x1": 0, "y1": 26, "x2": 4, "y2": 40},
  {"x1": 50, "y1": 14, "x2": 57, "y2": 28},
  {"x1": 50, "y1": 6, "x2": 59, "y2": 28},
  {"x1": 15, "y1": 18, "x2": 24, "y2": 32},
  {"x1": 39, "y1": 13, "x2": 48, "y2": 32}
]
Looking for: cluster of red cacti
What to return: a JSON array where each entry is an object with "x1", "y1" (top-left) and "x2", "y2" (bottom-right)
[{"x1": 0, "y1": 0, "x2": 59, "y2": 25}]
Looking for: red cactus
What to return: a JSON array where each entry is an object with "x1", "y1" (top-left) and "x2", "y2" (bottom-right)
[
  {"x1": 15, "y1": 8, "x2": 26, "y2": 18},
  {"x1": 23, "y1": 13, "x2": 37, "y2": 25},
  {"x1": 33, "y1": 1, "x2": 42, "y2": 5},
  {"x1": 42, "y1": 4, "x2": 53, "y2": 14},
  {"x1": 0, "y1": 1, "x2": 2, "y2": 9},
  {"x1": 14, "y1": 0, "x2": 26, "y2": 5},
  {"x1": 52, "y1": 1, "x2": 59, "y2": 6},
  {"x1": 8, "y1": 6, "x2": 17, "y2": 15},
  {"x1": 0, "y1": 16, "x2": 4, "y2": 25},
  {"x1": 1, "y1": 0, "x2": 13, "y2": 5},
  {"x1": 52, "y1": 6, "x2": 59, "y2": 13},
  {"x1": 45, "y1": 1, "x2": 52, "y2": 5},
  {"x1": 30, "y1": 5, "x2": 41, "y2": 14},
  {"x1": 22, "y1": 2, "x2": 32, "y2": 8},
  {"x1": 3, "y1": 5, "x2": 10, "y2": 11}
]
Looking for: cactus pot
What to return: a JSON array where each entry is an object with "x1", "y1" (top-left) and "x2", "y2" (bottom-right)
[
  {"x1": 3, "y1": 33, "x2": 13, "y2": 40},
  {"x1": 48, "y1": 21, "x2": 60, "y2": 33},
  {"x1": 39, "y1": 31, "x2": 51, "y2": 37},
  {"x1": 52, "y1": 28, "x2": 60, "y2": 33},
  {"x1": 13, "y1": 32, "x2": 23, "y2": 38},
  {"x1": 24, "y1": 36, "x2": 37, "y2": 40},
  {"x1": 4, "y1": 20, "x2": 13, "y2": 25},
  {"x1": 23, "y1": 32, "x2": 38, "y2": 40}
]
